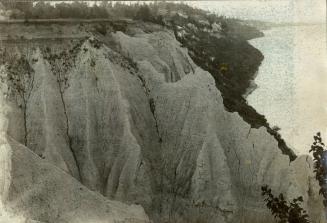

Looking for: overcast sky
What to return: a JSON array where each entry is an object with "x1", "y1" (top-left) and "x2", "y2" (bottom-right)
[
  {"x1": 186, "y1": 0, "x2": 326, "y2": 23},
  {"x1": 125, "y1": 0, "x2": 326, "y2": 23}
]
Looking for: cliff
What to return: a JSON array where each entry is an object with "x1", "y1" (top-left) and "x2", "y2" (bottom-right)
[{"x1": 0, "y1": 21, "x2": 324, "y2": 223}]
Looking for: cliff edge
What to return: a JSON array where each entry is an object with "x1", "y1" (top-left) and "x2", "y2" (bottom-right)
[{"x1": 0, "y1": 22, "x2": 324, "y2": 223}]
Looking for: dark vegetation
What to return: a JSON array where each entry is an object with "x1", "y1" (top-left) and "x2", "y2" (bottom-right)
[
  {"x1": 172, "y1": 17, "x2": 266, "y2": 125},
  {"x1": 140, "y1": 3, "x2": 295, "y2": 160},
  {"x1": 261, "y1": 185, "x2": 310, "y2": 223},
  {"x1": 0, "y1": 49, "x2": 34, "y2": 146},
  {"x1": 2, "y1": 3, "x2": 323, "y2": 221},
  {"x1": 2, "y1": 1, "x2": 108, "y2": 19},
  {"x1": 309, "y1": 132, "x2": 327, "y2": 206},
  {"x1": 0, "y1": 51, "x2": 33, "y2": 98},
  {"x1": 1, "y1": 1, "x2": 295, "y2": 160},
  {"x1": 263, "y1": 133, "x2": 327, "y2": 222},
  {"x1": 41, "y1": 38, "x2": 87, "y2": 88}
]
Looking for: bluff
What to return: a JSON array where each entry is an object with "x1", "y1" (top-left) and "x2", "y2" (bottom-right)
[{"x1": 0, "y1": 21, "x2": 324, "y2": 223}]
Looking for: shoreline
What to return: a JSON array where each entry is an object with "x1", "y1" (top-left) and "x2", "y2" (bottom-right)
[
  {"x1": 242, "y1": 31, "x2": 266, "y2": 99},
  {"x1": 174, "y1": 19, "x2": 297, "y2": 160},
  {"x1": 242, "y1": 74, "x2": 258, "y2": 99},
  {"x1": 0, "y1": 2, "x2": 297, "y2": 160}
]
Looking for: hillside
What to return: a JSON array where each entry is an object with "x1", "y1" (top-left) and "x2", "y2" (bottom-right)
[{"x1": 0, "y1": 17, "x2": 324, "y2": 223}]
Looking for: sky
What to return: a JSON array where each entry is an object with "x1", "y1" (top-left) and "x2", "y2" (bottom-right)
[
  {"x1": 111, "y1": 0, "x2": 326, "y2": 24},
  {"x1": 186, "y1": 0, "x2": 326, "y2": 23}
]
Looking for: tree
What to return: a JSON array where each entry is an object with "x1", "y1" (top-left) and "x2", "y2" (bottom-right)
[
  {"x1": 134, "y1": 5, "x2": 155, "y2": 22},
  {"x1": 261, "y1": 185, "x2": 310, "y2": 223},
  {"x1": 262, "y1": 133, "x2": 327, "y2": 222},
  {"x1": 309, "y1": 132, "x2": 327, "y2": 207},
  {"x1": 4, "y1": 1, "x2": 111, "y2": 20},
  {"x1": 32, "y1": 2, "x2": 58, "y2": 19},
  {"x1": 0, "y1": 1, "x2": 33, "y2": 19}
]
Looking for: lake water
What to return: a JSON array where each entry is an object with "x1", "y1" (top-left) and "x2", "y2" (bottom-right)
[
  {"x1": 186, "y1": 0, "x2": 327, "y2": 154},
  {"x1": 247, "y1": 25, "x2": 327, "y2": 154},
  {"x1": 52, "y1": 1, "x2": 327, "y2": 154},
  {"x1": 121, "y1": 0, "x2": 325, "y2": 23},
  {"x1": 186, "y1": 0, "x2": 325, "y2": 24}
]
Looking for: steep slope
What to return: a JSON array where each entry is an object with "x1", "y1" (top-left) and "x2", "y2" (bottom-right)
[
  {"x1": 0, "y1": 23, "x2": 324, "y2": 223},
  {"x1": 0, "y1": 134, "x2": 149, "y2": 223},
  {"x1": 110, "y1": 30, "x2": 324, "y2": 222}
]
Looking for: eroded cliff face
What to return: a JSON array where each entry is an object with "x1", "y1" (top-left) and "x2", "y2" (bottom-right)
[{"x1": 0, "y1": 23, "x2": 324, "y2": 223}]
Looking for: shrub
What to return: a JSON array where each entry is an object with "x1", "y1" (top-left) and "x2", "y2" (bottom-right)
[
  {"x1": 272, "y1": 125, "x2": 281, "y2": 132},
  {"x1": 94, "y1": 23, "x2": 107, "y2": 36},
  {"x1": 309, "y1": 132, "x2": 327, "y2": 206},
  {"x1": 261, "y1": 185, "x2": 310, "y2": 223},
  {"x1": 262, "y1": 133, "x2": 327, "y2": 222}
]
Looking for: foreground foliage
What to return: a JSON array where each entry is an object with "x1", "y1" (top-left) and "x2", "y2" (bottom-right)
[
  {"x1": 309, "y1": 132, "x2": 327, "y2": 206},
  {"x1": 261, "y1": 185, "x2": 310, "y2": 223},
  {"x1": 263, "y1": 133, "x2": 327, "y2": 222}
]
